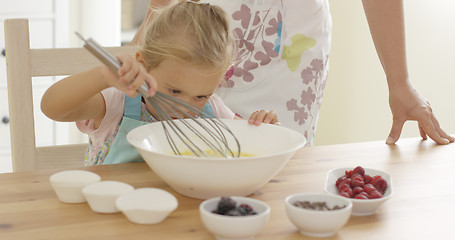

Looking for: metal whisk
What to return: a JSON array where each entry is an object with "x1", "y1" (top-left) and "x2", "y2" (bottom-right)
[{"x1": 75, "y1": 32, "x2": 240, "y2": 158}]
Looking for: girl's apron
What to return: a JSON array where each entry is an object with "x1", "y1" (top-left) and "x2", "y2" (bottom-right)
[{"x1": 103, "y1": 94, "x2": 215, "y2": 164}]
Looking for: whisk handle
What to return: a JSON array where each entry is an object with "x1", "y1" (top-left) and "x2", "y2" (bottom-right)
[
  {"x1": 137, "y1": 83, "x2": 152, "y2": 99},
  {"x1": 75, "y1": 32, "x2": 152, "y2": 99},
  {"x1": 75, "y1": 32, "x2": 121, "y2": 74}
]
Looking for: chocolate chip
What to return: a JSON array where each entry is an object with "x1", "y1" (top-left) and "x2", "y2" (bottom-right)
[{"x1": 293, "y1": 201, "x2": 346, "y2": 211}]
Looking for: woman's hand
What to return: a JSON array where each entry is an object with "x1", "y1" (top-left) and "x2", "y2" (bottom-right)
[
  {"x1": 248, "y1": 110, "x2": 280, "y2": 126},
  {"x1": 100, "y1": 54, "x2": 157, "y2": 98},
  {"x1": 387, "y1": 82, "x2": 454, "y2": 145}
]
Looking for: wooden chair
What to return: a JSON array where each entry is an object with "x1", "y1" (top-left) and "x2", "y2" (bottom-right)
[{"x1": 5, "y1": 19, "x2": 138, "y2": 171}]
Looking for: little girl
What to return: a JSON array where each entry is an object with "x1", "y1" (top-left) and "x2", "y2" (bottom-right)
[{"x1": 41, "y1": 1, "x2": 279, "y2": 166}]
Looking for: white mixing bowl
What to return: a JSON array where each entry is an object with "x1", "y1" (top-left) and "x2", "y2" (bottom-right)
[{"x1": 127, "y1": 119, "x2": 306, "y2": 199}]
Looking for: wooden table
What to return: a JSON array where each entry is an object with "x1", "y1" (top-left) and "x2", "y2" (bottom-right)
[{"x1": 1, "y1": 138, "x2": 454, "y2": 239}]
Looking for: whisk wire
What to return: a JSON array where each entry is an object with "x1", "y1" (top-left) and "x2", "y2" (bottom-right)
[
  {"x1": 150, "y1": 92, "x2": 239, "y2": 157},
  {"x1": 148, "y1": 96, "x2": 208, "y2": 157}
]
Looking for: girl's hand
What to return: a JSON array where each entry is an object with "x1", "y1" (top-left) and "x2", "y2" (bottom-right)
[
  {"x1": 100, "y1": 54, "x2": 157, "y2": 98},
  {"x1": 248, "y1": 110, "x2": 280, "y2": 126}
]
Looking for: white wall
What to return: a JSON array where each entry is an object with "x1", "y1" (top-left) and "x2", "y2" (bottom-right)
[
  {"x1": 68, "y1": 0, "x2": 121, "y2": 47},
  {"x1": 314, "y1": 0, "x2": 455, "y2": 145},
  {"x1": 55, "y1": 0, "x2": 122, "y2": 145}
]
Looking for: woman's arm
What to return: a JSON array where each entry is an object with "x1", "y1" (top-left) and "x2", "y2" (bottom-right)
[{"x1": 362, "y1": 0, "x2": 454, "y2": 144}]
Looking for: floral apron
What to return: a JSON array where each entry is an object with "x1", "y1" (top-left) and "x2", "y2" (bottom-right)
[{"x1": 206, "y1": 0, "x2": 332, "y2": 145}]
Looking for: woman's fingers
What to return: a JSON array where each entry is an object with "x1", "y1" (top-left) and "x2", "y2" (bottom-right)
[
  {"x1": 386, "y1": 118, "x2": 405, "y2": 144},
  {"x1": 430, "y1": 114, "x2": 454, "y2": 143},
  {"x1": 417, "y1": 112, "x2": 449, "y2": 145},
  {"x1": 418, "y1": 124, "x2": 427, "y2": 140}
]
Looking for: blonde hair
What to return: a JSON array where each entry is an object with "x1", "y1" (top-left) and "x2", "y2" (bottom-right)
[{"x1": 141, "y1": 1, "x2": 235, "y2": 74}]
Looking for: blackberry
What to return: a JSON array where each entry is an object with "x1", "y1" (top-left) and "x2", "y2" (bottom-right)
[
  {"x1": 226, "y1": 209, "x2": 242, "y2": 216},
  {"x1": 238, "y1": 204, "x2": 257, "y2": 216},
  {"x1": 214, "y1": 197, "x2": 236, "y2": 215}
]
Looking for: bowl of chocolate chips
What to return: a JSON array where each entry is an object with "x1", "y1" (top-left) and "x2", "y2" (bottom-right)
[
  {"x1": 199, "y1": 196, "x2": 270, "y2": 240},
  {"x1": 285, "y1": 193, "x2": 352, "y2": 238}
]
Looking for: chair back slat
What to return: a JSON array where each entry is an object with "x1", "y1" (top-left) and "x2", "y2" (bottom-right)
[
  {"x1": 31, "y1": 46, "x2": 139, "y2": 77},
  {"x1": 5, "y1": 18, "x2": 137, "y2": 171},
  {"x1": 5, "y1": 18, "x2": 37, "y2": 171},
  {"x1": 36, "y1": 144, "x2": 88, "y2": 170}
]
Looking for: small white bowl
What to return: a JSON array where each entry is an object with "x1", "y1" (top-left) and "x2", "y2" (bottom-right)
[
  {"x1": 82, "y1": 181, "x2": 134, "y2": 213},
  {"x1": 324, "y1": 168, "x2": 393, "y2": 216},
  {"x1": 49, "y1": 170, "x2": 101, "y2": 203},
  {"x1": 285, "y1": 193, "x2": 352, "y2": 238},
  {"x1": 115, "y1": 188, "x2": 178, "y2": 224},
  {"x1": 199, "y1": 196, "x2": 270, "y2": 240}
]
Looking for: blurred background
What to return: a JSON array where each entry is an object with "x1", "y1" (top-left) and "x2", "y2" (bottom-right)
[
  {"x1": 0, "y1": 0, "x2": 454, "y2": 172},
  {"x1": 316, "y1": 0, "x2": 455, "y2": 145}
]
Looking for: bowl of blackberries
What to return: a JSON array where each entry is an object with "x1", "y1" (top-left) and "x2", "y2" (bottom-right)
[
  {"x1": 324, "y1": 166, "x2": 393, "y2": 216},
  {"x1": 199, "y1": 196, "x2": 270, "y2": 240},
  {"x1": 285, "y1": 193, "x2": 352, "y2": 237}
]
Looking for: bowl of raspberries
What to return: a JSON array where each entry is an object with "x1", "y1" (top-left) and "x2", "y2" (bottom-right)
[
  {"x1": 324, "y1": 166, "x2": 392, "y2": 216},
  {"x1": 199, "y1": 196, "x2": 270, "y2": 239}
]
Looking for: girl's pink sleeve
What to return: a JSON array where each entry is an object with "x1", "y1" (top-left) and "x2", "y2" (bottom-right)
[
  {"x1": 209, "y1": 94, "x2": 235, "y2": 119},
  {"x1": 76, "y1": 88, "x2": 124, "y2": 145}
]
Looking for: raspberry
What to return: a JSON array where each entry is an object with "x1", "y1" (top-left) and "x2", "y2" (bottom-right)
[
  {"x1": 339, "y1": 192, "x2": 350, "y2": 198},
  {"x1": 351, "y1": 174, "x2": 365, "y2": 188},
  {"x1": 363, "y1": 183, "x2": 376, "y2": 194},
  {"x1": 338, "y1": 183, "x2": 351, "y2": 192},
  {"x1": 337, "y1": 179, "x2": 351, "y2": 190},
  {"x1": 363, "y1": 174, "x2": 373, "y2": 184},
  {"x1": 336, "y1": 176, "x2": 347, "y2": 187},
  {"x1": 372, "y1": 178, "x2": 388, "y2": 194},
  {"x1": 338, "y1": 183, "x2": 353, "y2": 197},
  {"x1": 352, "y1": 166, "x2": 365, "y2": 176},
  {"x1": 351, "y1": 173, "x2": 363, "y2": 181},
  {"x1": 372, "y1": 175, "x2": 382, "y2": 182},
  {"x1": 369, "y1": 190, "x2": 383, "y2": 199},
  {"x1": 334, "y1": 167, "x2": 388, "y2": 200},
  {"x1": 354, "y1": 192, "x2": 369, "y2": 199},
  {"x1": 340, "y1": 187, "x2": 353, "y2": 198},
  {"x1": 352, "y1": 186, "x2": 363, "y2": 196},
  {"x1": 351, "y1": 179, "x2": 364, "y2": 188}
]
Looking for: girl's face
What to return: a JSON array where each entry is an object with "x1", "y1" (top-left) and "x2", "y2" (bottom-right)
[{"x1": 146, "y1": 58, "x2": 223, "y2": 119}]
